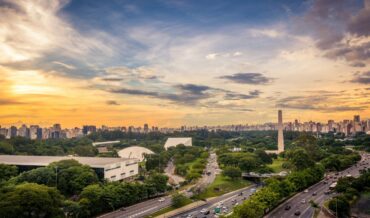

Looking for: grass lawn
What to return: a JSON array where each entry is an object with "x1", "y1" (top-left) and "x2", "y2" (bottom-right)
[
  {"x1": 193, "y1": 174, "x2": 251, "y2": 200},
  {"x1": 267, "y1": 157, "x2": 286, "y2": 173}
]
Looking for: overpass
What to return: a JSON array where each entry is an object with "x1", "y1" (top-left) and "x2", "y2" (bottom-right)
[{"x1": 242, "y1": 171, "x2": 288, "y2": 178}]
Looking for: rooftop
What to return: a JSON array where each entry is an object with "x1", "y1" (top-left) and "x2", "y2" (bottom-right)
[{"x1": 0, "y1": 155, "x2": 133, "y2": 168}]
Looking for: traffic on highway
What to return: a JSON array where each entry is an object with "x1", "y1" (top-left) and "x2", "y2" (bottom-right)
[
  {"x1": 171, "y1": 185, "x2": 258, "y2": 218},
  {"x1": 265, "y1": 152, "x2": 370, "y2": 218}
]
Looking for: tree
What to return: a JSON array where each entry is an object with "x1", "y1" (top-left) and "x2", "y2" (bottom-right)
[
  {"x1": 0, "y1": 183, "x2": 64, "y2": 218},
  {"x1": 172, "y1": 193, "x2": 190, "y2": 208},
  {"x1": 16, "y1": 167, "x2": 56, "y2": 187},
  {"x1": 234, "y1": 199, "x2": 266, "y2": 218},
  {"x1": 322, "y1": 156, "x2": 341, "y2": 171},
  {"x1": 73, "y1": 145, "x2": 97, "y2": 157},
  {"x1": 287, "y1": 149, "x2": 314, "y2": 170},
  {"x1": 255, "y1": 149, "x2": 272, "y2": 164},
  {"x1": 0, "y1": 164, "x2": 18, "y2": 182},
  {"x1": 328, "y1": 196, "x2": 350, "y2": 218},
  {"x1": 0, "y1": 141, "x2": 14, "y2": 154},
  {"x1": 145, "y1": 174, "x2": 168, "y2": 194},
  {"x1": 57, "y1": 165, "x2": 99, "y2": 195},
  {"x1": 48, "y1": 159, "x2": 99, "y2": 195},
  {"x1": 63, "y1": 200, "x2": 88, "y2": 218},
  {"x1": 79, "y1": 184, "x2": 105, "y2": 215},
  {"x1": 222, "y1": 166, "x2": 242, "y2": 179},
  {"x1": 239, "y1": 156, "x2": 258, "y2": 172}
]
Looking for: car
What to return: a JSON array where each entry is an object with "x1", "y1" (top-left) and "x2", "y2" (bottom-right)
[
  {"x1": 239, "y1": 192, "x2": 243, "y2": 196},
  {"x1": 324, "y1": 190, "x2": 330, "y2": 195},
  {"x1": 158, "y1": 198, "x2": 165, "y2": 202},
  {"x1": 301, "y1": 199, "x2": 306, "y2": 204},
  {"x1": 200, "y1": 208, "x2": 207, "y2": 213},
  {"x1": 204, "y1": 210, "x2": 210, "y2": 215},
  {"x1": 312, "y1": 191, "x2": 317, "y2": 196},
  {"x1": 284, "y1": 205, "x2": 291, "y2": 210},
  {"x1": 324, "y1": 181, "x2": 328, "y2": 184},
  {"x1": 294, "y1": 211, "x2": 301, "y2": 216},
  {"x1": 304, "y1": 189, "x2": 309, "y2": 193},
  {"x1": 243, "y1": 197, "x2": 246, "y2": 200}
]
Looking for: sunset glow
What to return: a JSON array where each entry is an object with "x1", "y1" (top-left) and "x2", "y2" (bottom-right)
[{"x1": 0, "y1": 0, "x2": 369, "y2": 128}]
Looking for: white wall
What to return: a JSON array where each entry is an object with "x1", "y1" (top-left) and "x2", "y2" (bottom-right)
[{"x1": 103, "y1": 159, "x2": 139, "y2": 181}]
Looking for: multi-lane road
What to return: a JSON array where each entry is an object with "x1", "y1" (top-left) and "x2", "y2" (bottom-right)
[
  {"x1": 170, "y1": 185, "x2": 258, "y2": 218},
  {"x1": 99, "y1": 151, "x2": 220, "y2": 218},
  {"x1": 265, "y1": 152, "x2": 370, "y2": 218}
]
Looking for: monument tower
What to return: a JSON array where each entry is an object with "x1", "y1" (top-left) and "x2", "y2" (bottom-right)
[{"x1": 278, "y1": 110, "x2": 284, "y2": 153}]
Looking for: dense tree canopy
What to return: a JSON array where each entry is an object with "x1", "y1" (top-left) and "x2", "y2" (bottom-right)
[{"x1": 0, "y1": 183, "x2": 64, "y2": 218}]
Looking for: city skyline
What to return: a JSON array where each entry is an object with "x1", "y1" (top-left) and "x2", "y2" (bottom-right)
[
  {"x1": 1, "y1": 0, "x2": 370, "y2": 127},
  {"x1": 0, "y1": 113, "x2": 368, "y2": 128},
  {"x1": 1, "y1": 113, "x2": 369, "y2": 139}
]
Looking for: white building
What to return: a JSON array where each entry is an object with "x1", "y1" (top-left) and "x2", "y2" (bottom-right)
[
  {"x1": 118, "y1": 146, "x2": 154, "y2": 162},
  {"x1": 0, "y1": 155, "x2": 138, "y2": 182},
  {"x1": 164, "y1": 137, "x2": 192, "y2": 150}
]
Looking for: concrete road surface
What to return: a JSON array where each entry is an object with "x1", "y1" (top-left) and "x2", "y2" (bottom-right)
[
  {"x1": 170, "y1": 185, "x2": 259, "y2": 218},
  {"x1": 265, "y1": 152, "x2": 370, "y2": 218}
]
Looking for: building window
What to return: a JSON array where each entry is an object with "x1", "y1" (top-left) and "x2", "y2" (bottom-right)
[{"x1": 105, "y1": 165, "x2": 121, "y2": 172}]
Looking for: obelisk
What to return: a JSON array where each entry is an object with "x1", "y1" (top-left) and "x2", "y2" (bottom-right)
[{"x1": 278, "y1": 110, "x2": 284, "y2": 153}]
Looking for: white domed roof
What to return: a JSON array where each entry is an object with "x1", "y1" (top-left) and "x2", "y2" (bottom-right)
[{"x1": 117, "y1": 146, "x2": 154, "y2": 161}]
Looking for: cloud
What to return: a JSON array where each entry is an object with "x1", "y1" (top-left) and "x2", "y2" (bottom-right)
[
  {"x1": 350, "y1": 61, "x2": 366, "y2": 67},
  {"x1": 52, "y1": 61, "x2": 76, "y2": 70},
  {"x1": 176, "y1": 84, "x2": 211, "y2": 94},
  {"x1": 100, "y1": 66, "x2": 161, "y2": 82},
  {"x1": 0, "y1": 0, "x2": 114, "y2": 77},
  {"x1": 249, "y1": 28, "x2": 282, "y2": 38},
  {"x1": 276, "y1": 92, "x2": 367, "y2": 112},
  {"x1": 106, "y1": 100, "x2": 120, "y2": 105},
  {"x1": 224, "y1": 90, "x2": 261, "y2": 100},
  {"x1": 109, "y1": 82, "x2": 260, "y2": 107},
  {"x1": 205, "y1": 53, "x2": 219, "y2": 60},
  {"x1": 219, "y1": 73, "x2": 273, "y2": 85},
  {"x1": 350, "y1": 71, "x2": 370, "y2": 84},
  {"x1": 347, "y1": 0, "x2": 370, "y2": 37},
  {"x1": 0, "y1": 98, "x2": 25, "y2": 105},
  {"x1": 295, "y1": 0, "x2": 370, "y2": 65}
]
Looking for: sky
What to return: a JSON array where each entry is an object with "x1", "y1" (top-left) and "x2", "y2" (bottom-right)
[{"x1": 0, "y1": 0, "x2": 369, "y2": 128}]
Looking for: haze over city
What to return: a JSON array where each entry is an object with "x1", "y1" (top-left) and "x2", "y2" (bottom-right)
[{"x1": 0, "y1": 0, "x2": 369, "y2": 127}]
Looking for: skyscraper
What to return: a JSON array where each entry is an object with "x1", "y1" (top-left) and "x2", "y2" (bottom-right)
[
  {"x1": 278, "y1": 110, "x2": 284, "y2": 153},
  {"x1": 354, "y1": 115, "x2": 360, "y2": 123}
]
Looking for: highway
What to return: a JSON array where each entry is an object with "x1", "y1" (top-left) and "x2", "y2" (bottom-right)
[
  {"x1": 170, "y1": 185, "x2": 258, "y2": 218},
  {"x1": 265, "y1": 152, "x2": 370, "y2": 218},
  {"x1": 99, "y1": 151, "x2": 220, "y2": 218}
]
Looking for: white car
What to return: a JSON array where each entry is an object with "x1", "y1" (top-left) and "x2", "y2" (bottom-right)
[
  {"x1": 158, "y1": 198, "x2": 165, "y2": 202},
  {"x1": 200, "y1": 208, "x2": 207, "y2": 213}
]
